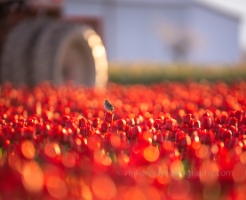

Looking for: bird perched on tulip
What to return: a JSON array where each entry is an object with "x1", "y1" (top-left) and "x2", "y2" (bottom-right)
[{"x1": 104, "y1": 99, "x2": 114, "y2": 112}]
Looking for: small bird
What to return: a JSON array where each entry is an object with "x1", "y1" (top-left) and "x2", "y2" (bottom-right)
[{"x1": 104, "y1": 99, "x2": 114, "y2": 112}]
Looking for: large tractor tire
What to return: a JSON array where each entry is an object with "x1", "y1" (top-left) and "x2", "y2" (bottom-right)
[
  {"x1": 1, "y1": 19, "x2": 51, "y2": 86},
  {"x1": 33, "y1": 22, "x2": 108, "y2": 87}
]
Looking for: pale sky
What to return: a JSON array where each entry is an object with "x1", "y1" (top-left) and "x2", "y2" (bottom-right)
[{"x1": 197, "y1": 0, "x2": 246, "y2": 51}]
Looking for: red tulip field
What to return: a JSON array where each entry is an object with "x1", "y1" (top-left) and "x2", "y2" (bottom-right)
[{"x1": 1, "y1": 80, "x2": 246, "y2": 200}]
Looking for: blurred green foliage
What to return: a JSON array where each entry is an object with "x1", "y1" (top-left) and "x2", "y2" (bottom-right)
[{"x1": 108, "y1": 63, "x2": 246, "y2": 84}]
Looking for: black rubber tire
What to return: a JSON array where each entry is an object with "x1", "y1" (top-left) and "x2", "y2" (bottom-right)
[
  {"x1": 33, "y1": 22, "x2": 106, "y2": 87},
  {"x1": 1, "y1": 19, "x2": 51, "y2": 86}
]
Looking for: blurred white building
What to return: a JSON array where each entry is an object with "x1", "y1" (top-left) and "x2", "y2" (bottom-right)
[{"x1": 64, "y1": 0, "x2": 241, "y2": 64}]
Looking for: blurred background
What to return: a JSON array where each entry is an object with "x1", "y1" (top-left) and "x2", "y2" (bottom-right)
[
  {"x1": 0, "y1": 0, "x2": 246, "y2": 86},
  {"x1": 63, "y1": 0, "x2": 245, "y2": 64}
]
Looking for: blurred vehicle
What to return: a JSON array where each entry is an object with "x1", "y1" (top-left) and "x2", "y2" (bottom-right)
[{"x1": 0, "y1": 0, "x2": 108, "y2": 87}]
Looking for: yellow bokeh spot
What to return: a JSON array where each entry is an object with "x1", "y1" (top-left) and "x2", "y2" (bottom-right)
[
  {"x1": 94, "y1": 150, "x2": 112, "y2": 166},
  {"x1": 110, "y1": 134, "x2": 121, "y2": 148},
  {"x1": 143, "y1": 131, "x2": 153, "y2": 141},
  {"x1": 44, "y1": 142, "x2": 61, "y2": 158},
  {"x1": 21, "y1": 140, "x2": 35, "y2": 159},
  {"x1": 22, "y1": 161, "x2": 43, "y2": 193},
  {"x1": 143, "y1": 146, "x2": 159, "y2": 162},
  {"x1": 46, "y1": 175, "x2": 68, "y2": 199},
  {"x1": 196, "y1": 144, "x2": 209, "y2": 159},
  {"x1": 91, "y1": 175, "x2": 117, "y2": 199},
  {"x1": 81, "y1": 184, "x2": 92, "y2": 200}
]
